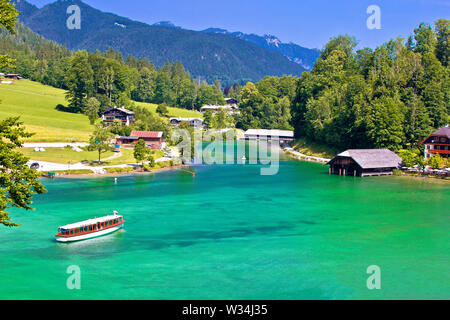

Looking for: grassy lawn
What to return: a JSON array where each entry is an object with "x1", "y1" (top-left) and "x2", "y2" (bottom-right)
[
  {"x1": 291, "y1": 138, "x2": 338, "y2": 159},
  {"x1": 88, "y1": 148, "x2": 137, "y2": 166},
  {"x1": 88, "y1": 149, "x2": 164, "y2": 166},
  {"x1": 0, "y1": 80, "x2": 202, "y2": 143},
  {"x1": 19, "y1": 147, "x2": 115, "y2": 164},
  {"x1": 135, "y1": 101, "x2": 203, "y2": 119},
  {"x1": 0, "y1": 80, "x2": 94, "y2": 142},
  {"x1": 86, "y1": 149, "x2": 164, "y2": 167}
]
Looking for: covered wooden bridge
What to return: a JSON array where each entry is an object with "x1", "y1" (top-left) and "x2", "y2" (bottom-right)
[{"x1": 328, "y1": 149, "x2": 402, "y2": 177}]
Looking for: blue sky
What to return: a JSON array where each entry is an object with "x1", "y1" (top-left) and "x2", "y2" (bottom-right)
[{"x1": 26, "y1": 0, "x2": 449, "y2": 49}]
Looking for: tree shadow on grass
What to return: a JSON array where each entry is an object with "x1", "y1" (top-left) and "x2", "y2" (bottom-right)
[{"x1": 55, "y1": 104, "x2": 79, "y2": 114}]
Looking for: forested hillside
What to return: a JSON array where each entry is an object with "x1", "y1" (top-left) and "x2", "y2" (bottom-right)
[
  {"x1": 12, "y1": 0, "x2": 306, "y2": 86},
  {"x1": 290, "y1": 20, "x2": 449, "y2": 152},
  {"x1": 2, "y1": 6, "x2": 448, "y2": 156},
  {"x1": 0, "y1": 22, "x2": 225, "y2": 114}
]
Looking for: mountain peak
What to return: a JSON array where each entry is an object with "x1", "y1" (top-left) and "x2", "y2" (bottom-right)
[
  {"x1": 263, "y1": 34, "x2": 281, "y2": 47},
  {"x1": 152, "y1": 21, "x2": 180, "y2": 28},
  {"x1": 201, "y1": 29, "x2": 319, "y2": 70},
  {"x1": 202, "y1": 28, "x2": 230, "y2": 34},
  {"x1": 14, "y1": 0, "x2": 311, "y2": 84}
]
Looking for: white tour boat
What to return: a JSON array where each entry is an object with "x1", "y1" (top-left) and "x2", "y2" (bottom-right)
[{"x1": 55, "y1": 211, "x2": 124, "y2": 242}]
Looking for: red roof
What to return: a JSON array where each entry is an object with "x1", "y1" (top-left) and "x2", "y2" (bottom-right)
[
  {"x1": 130, "y1": 131, "x2": 163, "y2": 138},
  {"x1": 420, "y1": 126, "x2": 450, "y2": 144}
]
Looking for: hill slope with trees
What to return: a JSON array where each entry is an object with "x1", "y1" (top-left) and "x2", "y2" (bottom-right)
[
  {"x1": 12, "y1": 0, "x2": 307, "y2": 86},
  {"x1": 290, "y1": 20, "x2": 449, "y2": 152}
]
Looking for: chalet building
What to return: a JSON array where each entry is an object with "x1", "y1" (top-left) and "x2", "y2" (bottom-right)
[
  {"x1": 225, "y1": 98, "x2": 238, "y2": 105},
  {"x1": 169, "y1": 117, "x2": 204, "y2": 128},
  {"x1": 243, "y1": 129, "x2": 294, "y2": 142},
  {"x1": 4, "y1": 74, "x2": 22, "y2": 80},
  {"x1": 327, "y1": 149, "x2": 402, "y2": 177},
  {"x1": 419, "y1": 126, "x2": 450, "y2": 159},
  {"x1": 102, "y1": 107, "x2": 135, "y2": 126},
  {"x1": 200, "y1": 104, "x2": 239, "y2": 114},
  {"x1": 116, "y1": 131, "x2": 164, "y2": 150}
]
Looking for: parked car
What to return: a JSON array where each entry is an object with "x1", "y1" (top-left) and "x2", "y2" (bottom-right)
[{"x1": 30, "y1": 163, "x2": 40, "y2": 170}]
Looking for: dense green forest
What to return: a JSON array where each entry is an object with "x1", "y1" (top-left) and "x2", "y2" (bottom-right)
[
  {"x1": 290, "y1": 20, "x2": 449, "y2": 152},
  {"x1": 1, "y1": 18, "x2": 449, "y2": 154},
  {"x1": 235, "y1": 76, "x2": 297, "y2": 130},
  {"x1": 13, "y1": 0, "x2": 306, "y2": 86},
  {"x1": 0, "y1": 22, "x2": 226, "y2": 115}
]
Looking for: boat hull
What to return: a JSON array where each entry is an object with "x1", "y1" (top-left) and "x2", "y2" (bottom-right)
[{"x1": 55, "y1": 224, "x2": 124, "y2": 243}]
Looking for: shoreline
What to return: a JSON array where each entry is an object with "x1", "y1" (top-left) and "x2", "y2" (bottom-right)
[
  {"x1": 281, "y1": 146, "x2": 449, "y2": 182},
  {"x1": 281, "y1": 144, "x2": 330, "y2": 164},
  {"x1": 44, "y1": 164, "x2": 184, "y2": 179},
  {"x1": 394, "y1": 171, "x2": 450, "y2": 182}
]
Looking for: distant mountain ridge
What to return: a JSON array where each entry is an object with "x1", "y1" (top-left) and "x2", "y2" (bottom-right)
[
  {"x1": 12, "y1": 0, "x2": 316, "y2": 85},
  {"x1": 202, "y1": 28, "x2": 321, "y2": 70}
]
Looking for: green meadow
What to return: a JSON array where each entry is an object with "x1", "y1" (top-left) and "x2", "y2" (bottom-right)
[
  {"x1": 0, "y1": 80, "x2": 202, "y2": 142},
  {"x1": 135, "y1": 101, "x2": 203, "y2": 119},
  {"x1": 19, "y1": 147, "x2": 115, "y2": 164},
  {"x1": 0, "y1": 80, "x2": 93, "y2": 142}
]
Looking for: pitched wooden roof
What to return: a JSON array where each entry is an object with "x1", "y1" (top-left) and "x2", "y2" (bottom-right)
[
  {"x1": 431, "y1": 126, "x2": 450, "y2": 139},
  {"x1": 103, "y1": 107, "x2": 135, "y2": 115},
  {"x1": 329, "y1": 149, "x2": 402, "y2": 169},
  {"x1": 419, "y1": 126, "x2": 450, "y2": 144},
  {"x1": 245, "y1": 129, "x2": 294, "y2": 137},
  {"x1": 130, "y1": 131, "x2": 163, "y2": 138}
]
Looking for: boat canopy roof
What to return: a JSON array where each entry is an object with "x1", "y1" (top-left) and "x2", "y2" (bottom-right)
[{"x1": 59, "y1": 214, "x2": 123, "y2": 230}]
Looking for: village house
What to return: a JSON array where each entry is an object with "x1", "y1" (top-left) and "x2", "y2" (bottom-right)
[
  {"x1": 327, "y1": 149, "x2": 402, "y2": 177},
  {"x1": 200, "y1": 102, "x2": 239, "y2": 114},
  {"x1": 419, "y1": 125, "x2": 450, "y2": 159},
  {"x1": 225, "y1": 97, "x2": 238, "y2": 106},
  {"x1": 116, "y1": 131, "x2": 164, "y2": 150},
  {"x1": 169, "y1": 117, "x2": 204, "y2": 128},
  {"x1": 102, "y1": 107, "x2": 135, "y2": 126},
  {"x1": 243, "y1": 129, "x2": 294, "y2": 143},
  {"x1": 4, "y1": 73, "x2": 22, "y2": 80}
]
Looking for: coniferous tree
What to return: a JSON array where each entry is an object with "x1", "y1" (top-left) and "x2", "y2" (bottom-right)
[{"x1": 65, "y1": 51, "x2": 94, "y2": 113}]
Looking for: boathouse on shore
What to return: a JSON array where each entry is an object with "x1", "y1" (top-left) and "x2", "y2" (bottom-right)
[
  {"x1": 327, "y1": 149, "x2": 402, "y2": 177},
  {"x1": 243, "y1": 129, "x2": 294, "y2": 142}
]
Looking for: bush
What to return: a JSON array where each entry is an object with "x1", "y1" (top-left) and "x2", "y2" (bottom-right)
[{"x1": 104, "y1": 167, "x2": 135, "y2": 174}]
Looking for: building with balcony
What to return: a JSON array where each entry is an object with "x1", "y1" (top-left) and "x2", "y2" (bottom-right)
[
  {"x1": 419, "y1": 126, "x2": 450, "y2": 159},
  {"x1": 102, "y1": 107, "x2": 135, "y2": 126}
]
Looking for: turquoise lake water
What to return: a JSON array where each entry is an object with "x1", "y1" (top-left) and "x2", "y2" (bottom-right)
[{"x1": 0, "y1": 152, "x2": 449, "y2": 299}]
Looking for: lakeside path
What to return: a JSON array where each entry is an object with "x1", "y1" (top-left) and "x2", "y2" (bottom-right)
[
  {"x1": 281, "y1": 143, "x2": 331, "y2": 163},
  {"x1": 27, "y1": 156, "x2": 174, "y2": 174}
]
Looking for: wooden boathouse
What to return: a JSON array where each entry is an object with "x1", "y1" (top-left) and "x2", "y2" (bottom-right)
[{"x1": 327, "y1": 149, "x2": 402, "y2": 177}]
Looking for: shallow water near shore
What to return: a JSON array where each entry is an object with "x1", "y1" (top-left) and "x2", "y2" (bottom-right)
[{"x1": 0, "y1": 153, "x2": 449, "y2": 299}]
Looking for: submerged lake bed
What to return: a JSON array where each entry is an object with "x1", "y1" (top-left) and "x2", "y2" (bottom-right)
[{"x1": 1, "y1": 159, "x2": 449, "y2": 299}]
